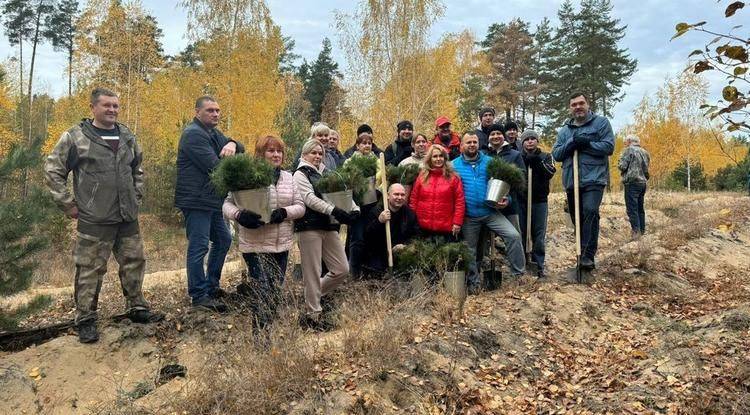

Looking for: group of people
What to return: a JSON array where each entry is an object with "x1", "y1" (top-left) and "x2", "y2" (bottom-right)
[{"x1": 44, "y1": 88, "x2": 650, "y2": 342}]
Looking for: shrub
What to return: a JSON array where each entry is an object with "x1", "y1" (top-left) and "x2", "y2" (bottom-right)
[
  {"x1": 435, "y1": 242, "x2": 472, "y2": 273},
  {"x1": 486, "y1": 158, "x2": 525, "y2": 191},
  {"x1": 343, "y1": 153, "x2": 377, "y2": 178},
  {"x1": 210, "y1": 155, "x2": 275, "y2": 196}
]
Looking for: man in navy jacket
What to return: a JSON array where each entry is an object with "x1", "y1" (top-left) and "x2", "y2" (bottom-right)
[
  {"x1": 175, "y1": 96, "x2": 245, "y2": 312},
  {"x1": 551, "y1": 93, "x2": 614, "y2": 270}
]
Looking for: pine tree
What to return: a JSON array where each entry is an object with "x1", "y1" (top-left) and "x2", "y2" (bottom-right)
[
  {"x1": 2, "y1": 0, "x2": 34, "y2": 99},
  {"x1": 481, "y1": 18, "x2": 534, "y2": 122},
  {"x1": 44, "y1": 0, "x2": 79, "y2": 97},
  {"x1": 529, "y1": 17, "x2": 554, "y2": 129},
  {"x1": 0, "y1": 139, "x2": 55, "y2": 329},
  {"x1": 298, "y1": 38, "x2": 340, "y2": 123}
]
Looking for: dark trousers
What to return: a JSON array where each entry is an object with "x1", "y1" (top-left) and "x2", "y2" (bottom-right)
[
  {"x1": 624, "y1": 183, "x2": 647, "y2": 235},
  {"x1": 519, "y1": 202, "x2": 549, "y2": 270},
  {"x1": 565, "y1": 185, "x2": 604, "y2": 263},
  {"x1": 181, "y1": 209, "x2": 232, "y2": 303},
  {"x1": 242, "y1": 251, "x2": 288, "y2": 322},
  {"x1": 346, "y1": 203, "x2": 375, "y2": 277}
]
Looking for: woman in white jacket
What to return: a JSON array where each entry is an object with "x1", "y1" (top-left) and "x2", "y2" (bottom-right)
[
  {"x1": 293, "y1": 139, "x2": 360, "y2": 330},
  {"x1": 223, "y1": 135, "x2": 305, "y2": 327}
]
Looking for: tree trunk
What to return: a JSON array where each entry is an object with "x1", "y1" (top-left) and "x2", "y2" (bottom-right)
[
  {"x1": 68, "y1": 47, "x2": 73, "y2": 96},
  {"x1": 686, "y1": 155, "x2": 692, "y2": 192},
  {"x1": 22, "y1": 0, "x2": 45, "y2": 198}
]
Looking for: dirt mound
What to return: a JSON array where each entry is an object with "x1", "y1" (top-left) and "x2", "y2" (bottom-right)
[{"x1": 1, "y1": 191, "x2": 749, "y2": 414}]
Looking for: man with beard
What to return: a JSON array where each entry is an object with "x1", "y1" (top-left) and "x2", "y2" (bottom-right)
[
  {"x1": 384, "y1": 120, "x2": 415, "y2": 166},
  {"x1": 551, "y1": 92, "x2": 614, "y2": 271}
]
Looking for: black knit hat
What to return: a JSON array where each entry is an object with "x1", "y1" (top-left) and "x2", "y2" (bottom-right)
[
  {"x1": 357, "y1": 124, "x2": 373, "y2": 136},
  {"x1": 396, "y1": 120, "x2": 413, "y2": 132},
  {"x1": 504, "y1": 120, "x2": 519, "y2": 131},
  {"x1": 487, "y1": 123, "x2": 505, "y2": 135},
  {"x1": 478, "y1": 107, "x2": 495, "y2": 117}
]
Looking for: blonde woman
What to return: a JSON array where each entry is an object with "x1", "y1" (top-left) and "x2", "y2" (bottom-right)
[
  {"x1": 408, "y1": 144, "x2": 465, "y2": 242},
  {"x1": 293, "y1": 139, "x2": 360, "y2": 330}
]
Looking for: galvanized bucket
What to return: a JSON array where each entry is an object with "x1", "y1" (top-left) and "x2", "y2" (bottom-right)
[
  {"x1": 322, "y1": 189, "x2": 353, "y2": 224},
  {"x1": 234, "y1": 187, "x2": 271, "y2": 223},
  {"x1": 443, "y1": 270, "x2": 467, "y2": 302},
  {"x1": 361, "y1": 176, "x2": 378, "y2": 205},
  {"x1": 485, "y1": 179, "x2": 511, "y2": 206}
]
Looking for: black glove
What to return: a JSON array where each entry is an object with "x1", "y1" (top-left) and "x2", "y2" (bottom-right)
[
  {"x1": 237, "y1": 210, "x2": 264, "y2": 229},
  {"x1": 332, "y1": 207, "x2": 354, "y2": 224},
  {"x1": 573, "y1": 134, "x2": 592, "y2": 148},
  {"x1": 269, "y1": 208, "x2": 287, "y2": 224}
]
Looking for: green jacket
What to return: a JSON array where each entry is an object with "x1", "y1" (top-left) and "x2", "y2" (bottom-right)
[{"x1": 44, "y1": 119, "x2": 144, "y2": 224}]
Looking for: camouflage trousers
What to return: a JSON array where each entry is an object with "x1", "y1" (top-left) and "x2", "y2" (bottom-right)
[{"x1": 74, "y1": 221, "x2": 149, "y2": 323}]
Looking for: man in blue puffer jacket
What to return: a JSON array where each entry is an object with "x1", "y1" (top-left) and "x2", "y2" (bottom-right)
[
  {"x1": 453, "y1": 132, "x2": 525, "y2": 293},
  {"x1": 175, "y1": 95, "x2": 245, "y2": 312},
  {"x1": 552, "y1": 92, "x2": 614, "y2": 270}
]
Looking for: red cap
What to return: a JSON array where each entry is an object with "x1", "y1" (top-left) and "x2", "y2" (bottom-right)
[{"x1": 435, "y1": 116, "x2": 451, "y2": 128}]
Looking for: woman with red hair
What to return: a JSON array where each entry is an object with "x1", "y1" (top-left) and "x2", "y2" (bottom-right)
[{"x1": 223, "y1": 135, "x2": 305, "y2": 328}]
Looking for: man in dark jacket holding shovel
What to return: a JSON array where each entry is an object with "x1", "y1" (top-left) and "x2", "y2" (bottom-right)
[
  {"x1": 551, "y1": 93, "x2": 614, "y2": 272},
  {"x1": 175, "y1": 95, "x2": 245, "y2": 312}
]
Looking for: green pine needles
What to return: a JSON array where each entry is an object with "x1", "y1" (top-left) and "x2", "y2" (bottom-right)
[
  {"x1": 486, "y1": 158, "x2": 526, "y2": 191},
  {"x1": 386, "y1": 163, "x2": 420, "y2": 186},
  {"x1": 211, "y1": 155, "x2": 275, "y2": 196},
  {"x1": 343, "y1": 153, "x2": 377, "y2": 178},
  {"x1": 394, "y1": 240, "x2": 472, "y2": 275},
  {"x1": 316, "y1": 170, "x2": 350, "y2": 194}
]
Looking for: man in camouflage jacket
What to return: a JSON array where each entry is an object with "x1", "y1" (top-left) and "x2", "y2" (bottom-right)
[{"x1": 44, "y1": 88, "x2": 163, "y2": 343}]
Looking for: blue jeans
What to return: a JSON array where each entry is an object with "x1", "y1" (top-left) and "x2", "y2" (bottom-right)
[
  {"x1": 463, "y1": 213, "x2": 525, "y2": 288},
  {"x1": 565, "y1": 185, "x2": 604, "y2": 263},
  {"x1": 624, "y1": 183, "x2": 646, "y2": 234},
  {"x1": 181, "y1": 209, "x2": 232, "y2": 303},
  {"x1": 243, "y1": 251, "x2": 289, "y2": 289},
  {"x1": 520, "y1": 202, "x2": 549, "y2": 270}
]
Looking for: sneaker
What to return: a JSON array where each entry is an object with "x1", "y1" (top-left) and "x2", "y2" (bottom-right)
[
  {"x1": 192, "y1": 297, "x2": 228, "y2": 313},
  {"x1": 78, "y1": 320, "x2": 99, "y2": 344},
  {"x1": 128, "y1": 309, "x2": 165, "y2": 324}
]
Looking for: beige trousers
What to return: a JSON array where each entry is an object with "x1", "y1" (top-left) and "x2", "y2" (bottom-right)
[{"x1": 298, "y1": 230, "x2": 349, "y2": 314}]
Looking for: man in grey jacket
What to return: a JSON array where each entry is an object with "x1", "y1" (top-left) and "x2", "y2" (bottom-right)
[
  {"x1": 618, "y1": 134, "x2": 650, "y2": 238},
  {"x1": 552, "y1": 92, "x2": 614, "y2": 270},
  {"x1": 45, "y1": 88, "x2": 163, "y2": 343}
]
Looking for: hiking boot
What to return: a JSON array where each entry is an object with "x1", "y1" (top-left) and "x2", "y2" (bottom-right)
[
  {"x1": 580, "y1": 257, "x2": 595, "y2": 270},
  {"x1": 467, "y1": 285, "x2": 481, "y2": 296},
  {"x1": 192, "y1": 297, "x2": 228, "y2": 313},
  {"x1": 78, "y1": 320, "x2": 99, "y2": 344},
  {"x1": 128, "y1": 309, "x2": 165, "y2": 324},
  {"x1": 536, "y1": 269, "x2": 548, "y2": 280},
  {"x1": 299, "y1": 314, "x2": 334, "y2": 332},
  {"x1": 212, "y1": 288, "x2": 229, "y2": 299}
]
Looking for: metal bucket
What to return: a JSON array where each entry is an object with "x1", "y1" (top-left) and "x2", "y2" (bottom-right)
[
  {"x1": 485, "y1": 179, "x2": 511, "y2": 206},
  {"x1": 361, "y1": 176, "x2": 378, "y2": 205},
  {"x1": 443, "y1": 271, "x2": 467, "y2": 302},
  {"x1": 234, "y1": 188, "x2": 271, "y2": 223}
]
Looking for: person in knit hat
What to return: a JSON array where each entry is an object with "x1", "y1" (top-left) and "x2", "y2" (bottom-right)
[
  {"x1": 475, "y1": 107, "x2": 496, "y2": 151},
  {"x1": 343, "y1": 123, "x2": 383, "y2": 158},
  {"x1": 383, "y1": 120, "x2": 415, "y2": 166},
  {"x1": 504, "y1": 120, "x2": 521, "y2": 151},
  {"x1": 519, "y1": 129, "x2": 556, "y2": 279}
]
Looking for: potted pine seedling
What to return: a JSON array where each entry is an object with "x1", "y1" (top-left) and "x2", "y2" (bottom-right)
[
  {"x1": 485, "y1": 158, "x2": 525, "y2": 207},
  {"x1": 342, "y1": 154, "x2": 379, "y2": 205},
  {"x1": 316, "y1": 170, "x2": 355, "y2": 220},
  {"x1": 211, "y1": 154, "x2": 275, "y2": 222}
]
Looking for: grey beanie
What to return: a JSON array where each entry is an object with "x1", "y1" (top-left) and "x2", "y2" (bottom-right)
[{"x1": 520, "y1": 129, "x2": 539, "y2": 143}]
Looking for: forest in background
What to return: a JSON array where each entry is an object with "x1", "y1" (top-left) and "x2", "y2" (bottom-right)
[{"x1": 0, "y1": 0, "x2": 748, "y2": 219}]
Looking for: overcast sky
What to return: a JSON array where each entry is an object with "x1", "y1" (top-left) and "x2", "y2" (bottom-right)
[{"x1": 0, "y1": 0, "x2": 738, "y2": 131}]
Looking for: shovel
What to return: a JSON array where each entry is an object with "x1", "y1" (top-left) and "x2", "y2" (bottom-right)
[
  {"x1": 573, "y1": 150, "x2": 584, "y2": 283},
  {"x1": 526, "y1": 166, "x2": 533, "y2": 266}
]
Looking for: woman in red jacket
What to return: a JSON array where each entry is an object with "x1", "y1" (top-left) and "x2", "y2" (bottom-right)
[{"x1": 409, "y1": 144, "x2": 465, "y2": 242}]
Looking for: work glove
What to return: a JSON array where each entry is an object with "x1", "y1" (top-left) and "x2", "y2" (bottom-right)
[
  {"x1": 269, "y1": 208, "x2": 287, "y2": 224},
  {"x1": 332, "y1": 207, "x2": 356, "y2": 225},
  {"x1": 237, "y1": 210, "x2": 265, "y2": 229},
  {"x1": 573, "y1": 134, "x2": 592, "y2": 148}
]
